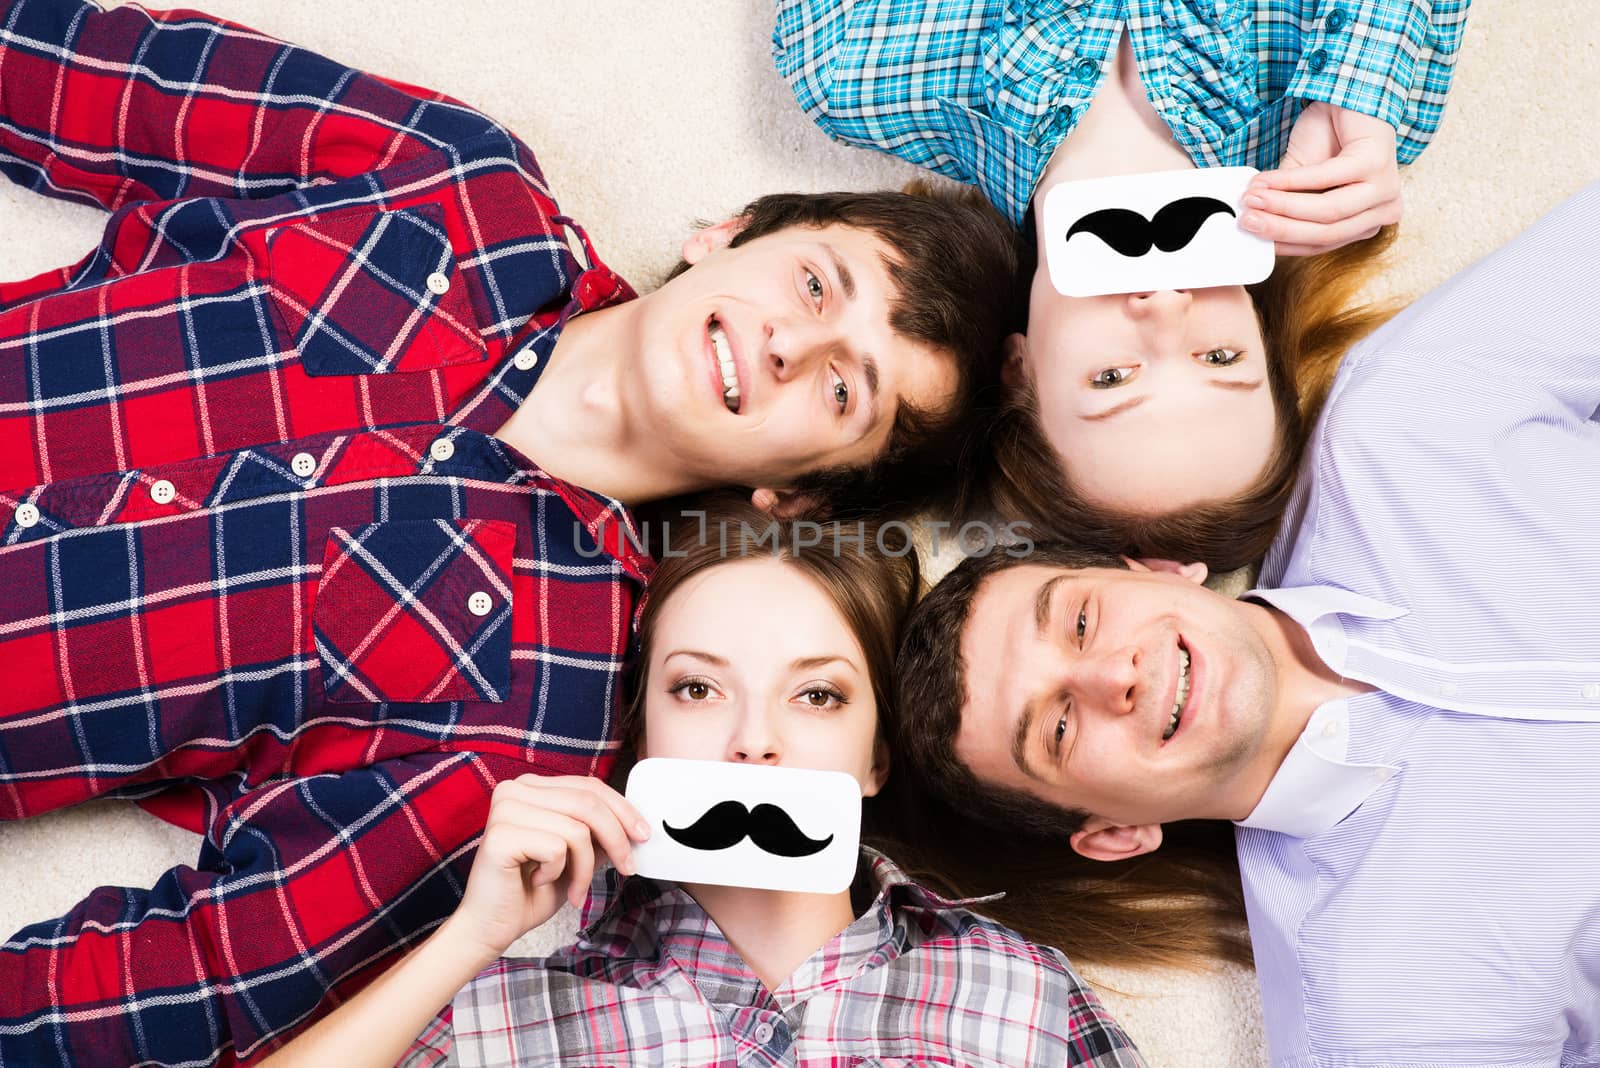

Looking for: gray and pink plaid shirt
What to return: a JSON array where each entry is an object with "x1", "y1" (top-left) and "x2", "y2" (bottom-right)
[{"x1": 398, "y1": 847, "x2": 1145, "y2": 1067}]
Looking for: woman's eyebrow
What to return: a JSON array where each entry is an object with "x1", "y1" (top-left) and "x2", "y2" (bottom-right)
[
  {"x1": 790, "y1": 654, "x2": 860, "y2": 672},
  {"x1": 1209, "y1": 379, "x2": 1265, "y2": 392},
  {"x1": 1082, "y1": 395, "x2": 1147, "y2": 422},
  {"x1": 661, "y1": 649, "x2": 730, "y2": 667}
]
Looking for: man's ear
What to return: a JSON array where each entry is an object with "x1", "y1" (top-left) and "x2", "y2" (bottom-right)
[
  {"x1": 750, "y1": 486, "x2": 824, "y2": 520},
  {"x1": 861, "y1": 736, "x2": 891, "y2": 798},
  {"x1": 1069, "y1": 819, "x2": 1163, "y2": 863},
  {"x1": 1122, "y1": 556, "x2": 1208, "y2": 586},
  {"x1": 681, "y1": 216, "x2": 748, "y2": 266},
  {"x1": 1001, "y1": 332, "x2": 1030, "y2": 390}
]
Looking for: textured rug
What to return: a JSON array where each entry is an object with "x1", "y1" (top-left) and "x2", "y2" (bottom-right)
[{"x1": 1, "y1": 1, "x2": 1592, "y2": 1063}]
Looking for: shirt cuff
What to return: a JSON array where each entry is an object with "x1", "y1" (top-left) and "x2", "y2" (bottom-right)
[{"x1": 1285, "y1": 0, "x2": 1432, "y2": 140}]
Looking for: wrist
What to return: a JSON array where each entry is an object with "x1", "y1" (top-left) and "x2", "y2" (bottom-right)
[{"x1": 429, "y1": 916, "x2": 508, "y2": 978}]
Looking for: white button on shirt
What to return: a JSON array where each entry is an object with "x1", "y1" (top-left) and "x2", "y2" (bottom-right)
[
  {"x1": 513, "y1": 348, "x2": 538, "y2": 371},
  {"x1": 467, "y1": 591, "x2": 493, "y2": 617},
  {"x1": 290, "y1": 452, "x2": 317, "y2": 478},
  {"x1": 150, "y1": 479, "x2": 176, "y2": 504},
  {"x1": 14, "y1": 502, "x2": 39, "y2": 528},
  {"x1": 425, "y1": 271, "x2": 450, "y2": 295},
  {"x1": 752, "y1": 1022, "x2": 775, "y2": 1044},
  {"x1": 429, "y1": 438, "x2": 455, "y2": 463}
]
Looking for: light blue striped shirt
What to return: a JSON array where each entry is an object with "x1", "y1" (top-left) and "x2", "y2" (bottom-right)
[{"x1": 1235, "y1": 182, "x2": 1600, "y2": 1066}]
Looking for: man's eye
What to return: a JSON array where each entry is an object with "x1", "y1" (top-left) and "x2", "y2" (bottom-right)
[
  {"x1": 806, "y1": 270, "x2": 825, "y2": 308},
  {"x1": 1090, "y1": 366, "x2": 1134, "y2": 388},
  {"x1": 1199, "y1": 348, "x2": 1243, "y2": 366},
  {"x1": 830, "y1": 369, "x2": 849, "y2": 413},
  {"x1": 1054, "y1": 708, "x2": 1069, "y2": 746},
  {"x1": 1075, "y1": 607, "x2": 1088, "y2": 645}
]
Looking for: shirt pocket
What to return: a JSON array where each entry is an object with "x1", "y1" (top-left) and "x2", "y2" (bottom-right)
[
  {"x1": 267, "y1": 203, "x2": 487, "y2": 376},
  {"x1": 312, "y1": 518, "x2": 514, "y2": 704}
]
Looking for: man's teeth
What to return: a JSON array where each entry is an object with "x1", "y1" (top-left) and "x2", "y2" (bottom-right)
[
  {"x1": 711, "y1": 321, "x2": 739, "y2": 412},
  {"x1": 1164, "y1": 647, "x2": 1191, "y2": 742}
]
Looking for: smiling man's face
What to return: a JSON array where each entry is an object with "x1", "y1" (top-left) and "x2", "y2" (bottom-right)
[
  {"x1": 622, "y1": 221, "x2": 958, "y2": 490},
  {"x1": 955, "y1": 562, "x2": 1284, "y2": 837}
]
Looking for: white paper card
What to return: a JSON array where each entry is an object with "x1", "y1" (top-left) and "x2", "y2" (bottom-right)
[
  {"x1": 625, "y1": 758, "x2": 862, "y2": 894},
  {"x1": 1040, "y1": 167, "x2": 1274, "y2": 297}
]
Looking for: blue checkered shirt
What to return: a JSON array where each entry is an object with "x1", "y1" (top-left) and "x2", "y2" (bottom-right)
[{"x1": 774, "y1": 0, "x2": 1470, "y2": 225}]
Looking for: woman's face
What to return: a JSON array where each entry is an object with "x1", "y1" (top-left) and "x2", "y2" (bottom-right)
[
  {"x1": 639, "y1": 557, "x2": 887, "y2": 795},
  {"x1": 1017, "y1": 274, "x2": 1278, "y2": 516}
]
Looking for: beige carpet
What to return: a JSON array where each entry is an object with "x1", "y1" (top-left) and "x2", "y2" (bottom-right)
[{"x1": 1, "y1": 1, "x2": 1593, "y2": 1063}]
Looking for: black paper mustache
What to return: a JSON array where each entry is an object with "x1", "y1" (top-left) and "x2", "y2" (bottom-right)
[
  {"x1": 662, "y1": 800, "x2": 834, "y2": 858},
  {"x1": 1064, "y1": 196, "x2": 1237, "y2": 257}
]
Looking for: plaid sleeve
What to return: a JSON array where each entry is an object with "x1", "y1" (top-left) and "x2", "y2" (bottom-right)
[
  {"x1": 1276, "y1": 0, "x2": 1470, "y2": 163},
  {"x1": 1018, "y1": 946, "x2": 1148, "y2": 1068},
  {"x1": 0, "y1": 751, "x2": 516, "y2": 1067},
  {"x1": 771, "y1": 0, "x2": 1027, "y2": 206},
  {"x1": 396, "y1": 1006, "x2": 457, "y2": 1068},
  {"x1": 0, "y1": 0, "x2": 500, "y2": 210}
]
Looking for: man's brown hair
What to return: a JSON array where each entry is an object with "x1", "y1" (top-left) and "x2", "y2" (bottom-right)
[
  {"x1": 887, "y1": 543, "x2": 1252, "y2": 970},
  {"x1": 664, "y1": 183, "x2": 1021, "y2": 517},
  {"x1": 979, "y1": 227, "x2": 1400, "y2": 572}
]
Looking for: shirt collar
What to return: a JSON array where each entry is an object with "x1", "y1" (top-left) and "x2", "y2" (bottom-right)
[
  {"x1": 1232, "y1": 587, "x2": 1407, "y2": 837},
  {"x1": 1236, "y1": 698, "x2": 1400, "y2": 837},
  {"x1": 575, "y1": 846, "x2": 1005, "y2": 1004},
  {"x1": 1243, "y1": 585, "x2": 1407, "y2": 678}
]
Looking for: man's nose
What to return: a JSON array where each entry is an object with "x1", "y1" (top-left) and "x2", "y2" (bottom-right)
[
  {"x1": 727, "y1": 704, "x2": 782, "y2": 765},
  {"x1": 763, "y1": 319, "x2": 832, "y2": 382},
  {"x1": 1077, "y1": 647, "x2": 1140, "y2": 716}
]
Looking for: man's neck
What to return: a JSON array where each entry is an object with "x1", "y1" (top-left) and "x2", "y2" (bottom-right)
[
  {"x1": 684, "y1": 882, "x2": 857, "y2": 994},
  {"x1": 493, "y1": 305, "x2": 700, "y2": 507},
  {"x1": 1033, "y1": 34, "x2": 1192, "y2": 214},
  {"x1": 1233, "y1": 601, "x2": 1376, "y2": 818}
]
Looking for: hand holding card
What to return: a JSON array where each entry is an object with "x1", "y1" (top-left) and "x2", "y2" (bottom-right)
[
  {"x1": 626, "y1": 758, "x2": 862, "y2": 894},
  {"x1": 445, "y1": 774, "x2": 651, "y2": 962}
]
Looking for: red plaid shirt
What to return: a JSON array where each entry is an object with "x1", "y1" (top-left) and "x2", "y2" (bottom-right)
[
  {"x1": 0, "y1": 1, "x2": 650, "y2": 1065},
  {"x1": 399, "y1": 848, "x2": 1148, "y2": 1068}
]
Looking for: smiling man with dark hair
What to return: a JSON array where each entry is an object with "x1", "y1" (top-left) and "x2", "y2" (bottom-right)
[
  {"x1": 898, "y1": 184, "x2": 1600, "y2": 1065},
  {"x1": 0, "y1": 1, "x2": 1018, "y2": 1064}
]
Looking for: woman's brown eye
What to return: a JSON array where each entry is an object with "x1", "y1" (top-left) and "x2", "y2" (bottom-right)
[
  {"x1": 687, "y1": 682, "x2": 709, "y2": 700},
  {"x1": 806, "y1": 690, "x2": 829, "y2": 706}
]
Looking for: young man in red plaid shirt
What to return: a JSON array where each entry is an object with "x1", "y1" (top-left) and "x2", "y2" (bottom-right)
[{"x1": 0, "y1": 1, "x2": 1019, "y2": 1064}]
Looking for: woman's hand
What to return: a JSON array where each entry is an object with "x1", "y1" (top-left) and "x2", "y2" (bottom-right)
[
  {"x1": 1241, "y1": 102, "x2": 1401, "y2": 257},
  {"x1": 442, "y1": 775, "x2": 652, "y2": 962}
]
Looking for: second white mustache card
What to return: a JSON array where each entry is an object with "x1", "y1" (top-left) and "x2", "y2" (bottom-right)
[{"x1": 624, "y1": 758, "x2": 862, "y2": 893}]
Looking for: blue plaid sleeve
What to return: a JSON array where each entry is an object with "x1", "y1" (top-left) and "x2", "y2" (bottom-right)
[
  {"x1": 773, "y1": 0, "x2": 1058, "y2": 226},
  {"x1": 1268, "y1": 0, "x2": 1470, "y2": 164},
  {"x1": 772, "y1": 0, "x2": 995, "y2": 185}
]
